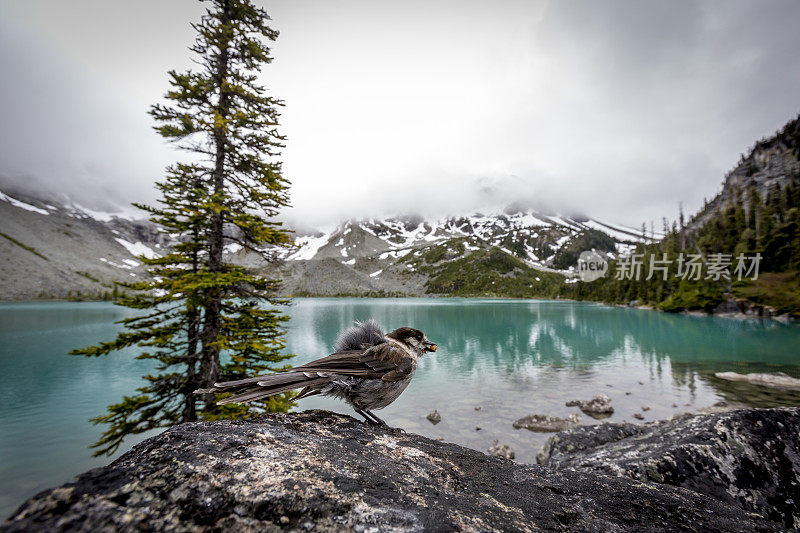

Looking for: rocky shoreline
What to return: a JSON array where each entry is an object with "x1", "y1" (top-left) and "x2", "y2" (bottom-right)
[
  {"x1": 3, "y1": 408, "x2": 797, "y2": 532},
  {"x1": 537, "y1": 407, "x2": 800, "y2": 529},
  {"x1": 616, "y1": 299, "x2": 798, "y2": 323}
]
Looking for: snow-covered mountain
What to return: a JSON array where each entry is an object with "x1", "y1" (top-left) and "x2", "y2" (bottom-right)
[
  {"x1": 0, "y1": 189, "x2": 167, "y2": 300},
  {"x1": 0, "y1": 188, "x2": 655, "y2": 299},
  {"x1": 273, "y1": 209, "x2": 657, "y2": 297},
  {"x1": 287, "y1": 210, "x2": 652, "y2": 266}
]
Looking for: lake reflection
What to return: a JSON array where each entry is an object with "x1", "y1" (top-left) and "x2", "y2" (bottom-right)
[
  {"x1": 1, "y1": 298, "x2": 799, "y2": 517},
  {"x1": 286, "y1": 298, "x2": 800, "y2": 462}
]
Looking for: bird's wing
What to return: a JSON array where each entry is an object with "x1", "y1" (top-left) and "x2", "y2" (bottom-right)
[
  {"x1": 203, "y1": 342, "x2": 413, "y2": 397},
  {"x1": 292, "y1": 342, "x2": 412, "y2": 380}
]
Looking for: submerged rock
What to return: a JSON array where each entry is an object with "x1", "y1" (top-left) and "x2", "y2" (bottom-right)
[
  {"x1": 1, "y1": 411, "x2": 777, "y2": 532},
  {"x1": 565, "y1": 394, "x2": 614, "y2": 418},
  {"x1": 698, "y1": 400, "x2": 751, "y2": 413},
  {"x1": 426, "y1": 409, "x2": 441, "y2": 424},
  {"x1": 512, "y1": 413, "x2": 581, "y2": 432},
  {"x1": 487, "y1": 440, "x2": 515, "y2": 459},
  {"x1": 537, "y1": 407, "x2": 800, "y2": 529},
  {"x1": 715, "y1": 371, "x2": 800, "y2": 391}
]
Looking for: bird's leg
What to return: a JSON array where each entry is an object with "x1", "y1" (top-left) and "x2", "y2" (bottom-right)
[
  {"x1": 364, "y1": 410, "x2": 388, "y2": 426},
  {"x1": 365, "y1": 410, "x2": 405, "y2": 433},
  {"x1": 354, "y1": 408, "x2": 380, "y2": 426},
  {"x1": 354, "y1": 408, "x2": 405, "y2": 433}
]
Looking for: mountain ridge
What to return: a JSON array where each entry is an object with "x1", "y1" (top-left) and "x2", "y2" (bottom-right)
[
  {"x1": 3, "y1": 114, "x2": 796, "y2": 305},
  {"x1": 0, "y1": 189, "x2": 648, "y2": 300}
]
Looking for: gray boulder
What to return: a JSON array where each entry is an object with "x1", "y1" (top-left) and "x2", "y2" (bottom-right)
[
  {"x1": 1, "y1": 411, "x2": 778, "y2": 532},
  {"x1": 538, "y1": 408, "x2": 800, "y2": 529},
  {"x1": 565, "y1": 394, "x2": 614, "y2": 418},
  {"x1": 512, "y1": 413, "x2": 581, "y2": 432},
  {"x1": 487, "y1": 440, "x2": 515, "y2": 459}
]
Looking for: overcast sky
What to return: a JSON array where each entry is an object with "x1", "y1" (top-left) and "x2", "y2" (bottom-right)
[{"x1": 1, "y1": 1, "x2": 799, "y2": 228}]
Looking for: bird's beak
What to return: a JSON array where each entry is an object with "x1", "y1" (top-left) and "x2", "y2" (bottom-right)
[{"x1": 424, "y1": 342, "x2": 438, "y2": 352}]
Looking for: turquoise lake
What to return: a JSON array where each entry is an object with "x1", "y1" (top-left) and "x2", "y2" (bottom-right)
[{"x1": 2, "y1": 298, "x2": 800, "y2": 517}]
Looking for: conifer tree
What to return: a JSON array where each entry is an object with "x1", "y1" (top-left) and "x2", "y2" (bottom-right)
[{"x1": 71, "y1": 0, "x2": 294, "y2": 456}]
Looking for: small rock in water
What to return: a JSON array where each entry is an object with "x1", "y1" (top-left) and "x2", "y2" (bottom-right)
[
  {"x1": 698, "y1": 400, "x2": 750, "y2": 414},
  {"x1": 566, "y1": 394, "x2": 614, "y2": 419},
  {"x1": 625, "y1": 392, "x2": 631, "y2": 395},
  {"x1": 426, "y1": 410, "x2": 441, "y2": 425},
  {"x1": 672, "y1": 403, "x2": 678, "y2": 408},
  {"x1": 633, "y1": 413, "x2": 645, "y2": 420},
  {"x1": 487, "y1": 440, "x2": 515, "y2": 460},
  {"x1": 513, "y1": 413, "x2": 582, "y2": 432},
  {"x1": 475, "y1": 426, "x2": 482, "y2": 431},
  {"x1": 639, "y1": 381, "x2": 644, "y2": 385},
  {"x1": 474, "y1": 406, "x2": 482, "y2": 411},
  {"x1": 642, "y1": 406, "x2": 650, "y2": 411},
  {"x1": 714, "y1": 371, "x2": 800, "y2": 391}
]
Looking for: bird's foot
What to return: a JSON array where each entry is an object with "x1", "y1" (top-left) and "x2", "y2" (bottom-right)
[{"x1": 358, "y1": 417, "x2": 404, "y2": 433}]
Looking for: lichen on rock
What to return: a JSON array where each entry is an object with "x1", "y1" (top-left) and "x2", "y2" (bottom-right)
[{"x1": 0, "y1": 410, "x2": 783, "y2": 532}]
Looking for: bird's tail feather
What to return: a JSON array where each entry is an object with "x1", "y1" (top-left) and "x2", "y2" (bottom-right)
[{"x1": 194, "y1": 372, "x2": 331, "y2": 406}]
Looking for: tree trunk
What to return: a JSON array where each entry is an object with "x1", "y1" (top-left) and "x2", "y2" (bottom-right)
[
  {"x1": 200, "y1": 0, "x2": 232, "y2": 413},
  {"x1": 183, "y1": 304, "x2": 199, "y2": 421}
]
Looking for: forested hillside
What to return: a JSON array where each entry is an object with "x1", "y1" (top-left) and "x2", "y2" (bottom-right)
[{"x1": 561, "y1": 115, "x2": 800, "y2": 317}]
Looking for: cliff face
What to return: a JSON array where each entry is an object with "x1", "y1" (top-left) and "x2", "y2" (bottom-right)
[
  {"x1": 685, "y1": 115, "x2": 800, "y2": 235},
  {"x1": 1, "y1": 410, "x2": 782, "y2": 532}
]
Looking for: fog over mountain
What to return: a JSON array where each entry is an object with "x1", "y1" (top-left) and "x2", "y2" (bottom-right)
[{"x1": 1, "y1": 0, "x2": 800, "y2": 228}]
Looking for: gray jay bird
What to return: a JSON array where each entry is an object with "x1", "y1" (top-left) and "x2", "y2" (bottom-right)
[{"x1": 195, "y1": 320, "x2": 437, "y2": 428}]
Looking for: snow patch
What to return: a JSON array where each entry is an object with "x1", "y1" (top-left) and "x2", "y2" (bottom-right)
[
  {"x1": 0, "y1": 191, "x2": 49, "y2": 215},
  {"x1": 99, "y1": 257, "x2": 132, "y2": 269},
  {"x1": 287, "y1": 230, "x2": 333, "y2": 260},
  {"x1": 556, "y1": 234, "x2": 572, "y2": 248},
  {"x1": 379, "y1": 249, "x2": 412, "y2": 260},
  {"x1": 70, "y1": 203, "x2": 141, "y2": 222},
  {"x1": 114, "y1": 238, "x2": 159, "y2": 259}
]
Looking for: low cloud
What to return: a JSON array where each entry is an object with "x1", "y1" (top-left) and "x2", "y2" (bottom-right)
[{"x1": 2, "y1": 0, "x2": 799, "y2": 228}]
